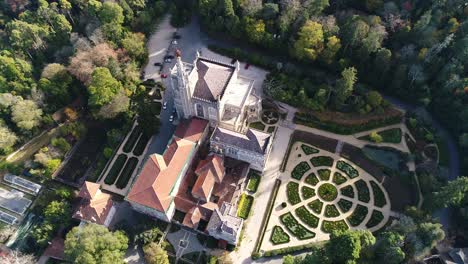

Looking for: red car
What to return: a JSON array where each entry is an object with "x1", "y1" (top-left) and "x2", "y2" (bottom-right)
[{"x1": 160, "y1": 73, "x2": 168, "y2": 78}]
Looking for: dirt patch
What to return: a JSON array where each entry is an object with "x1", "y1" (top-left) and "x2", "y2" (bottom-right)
[
  {"x1": 291, "y1": 130, "x2": 338, "y2": 153},
  {"x1": 311, "y1": 107, "x2": 403, "y2": 126}
]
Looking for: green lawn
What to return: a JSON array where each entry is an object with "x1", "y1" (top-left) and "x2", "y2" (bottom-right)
[
  {"x1": 250, "y1": 122, "x2": 266, "y2": 131},
  {"x1": 237, "y1": 194, "x2": 254, "y2": 219},
  {"x1": 246, "y1": 171, "x2": 261, "y2": 193}
]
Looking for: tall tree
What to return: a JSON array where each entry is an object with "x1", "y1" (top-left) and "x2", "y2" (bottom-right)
[
  {"x1": 334, "y1": 67, "x2": 357, "y2": 106},
  {"x1": 87, "y1": 67, "x2": 123, "y2": 108},
  {"x1": 11, "y1": 99, "x2": 42, "y2": 130},
  {"x1": 143, "y1": 242, "x2": 169, "y2": 264},
  {"x1": 433, "y1": 176, "x2": 468, "y2": 208},
  {"x1": 293, "y1": 20, "x2": 324, "y2": 61},
  {"x1": 325, "y1": 230, "x2": 376, "y2": 264}
]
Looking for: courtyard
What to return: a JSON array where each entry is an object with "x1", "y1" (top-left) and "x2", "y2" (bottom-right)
[{"x1": 260, "y1": 141, "x2": 391, "y2": 252}]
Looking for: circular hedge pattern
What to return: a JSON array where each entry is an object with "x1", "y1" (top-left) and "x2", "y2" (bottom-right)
[{"x1": 318, "y1": 183, "x2": 338, "y2": 202}]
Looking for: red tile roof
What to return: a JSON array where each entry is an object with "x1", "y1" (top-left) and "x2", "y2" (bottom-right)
[
  {"x1": 174, "y1": 117, "x2": 208, "y2": 143},
  {"x1": 195, "y1": 154, "x2": 224, "y2": 183},
  {"x1": 78, "y1": 181, "x2": 100, "y2": 199},
  {"x1": 192, "y1": 154, "x2": 225, "y2": 200},
  {"x1": 73, "y1": 188, "x2": 113, "y2": 225}
]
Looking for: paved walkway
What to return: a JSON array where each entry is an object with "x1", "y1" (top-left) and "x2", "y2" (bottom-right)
[
  {"x1": 260, "y1": 141, "x2": 391, "y2": 251},
  {"x1": 166, "y1": 228, "x2": 204, "y2": 259}
]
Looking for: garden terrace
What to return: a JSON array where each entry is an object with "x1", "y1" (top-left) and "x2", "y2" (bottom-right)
[
  {"x1": 295, "y1": 206, "x2": 319, "y2": 228},
  {"x1": 370, "y1": 181, "x2": 386, "y2": 208},
  {"x1": 355, "y1": 180, "x2": 370, "y2": 203},
  {"x1": 336, "y1": 160, "x2": 359, "y2": 179},
  {"x1": 291, "y1": 162, "x2": 311, "y2": 180},
  {"x1": 287, "y1": 182, "x2": 301, "y2": 205},
  {"x1": 366, "y1": 210, "x2": 384, "y2": 228},
  {"x1": 104, "y1": 154, "x2": 127, "y2": 185},
  {"x1": 310, "y1": 156, "x2": 334, "y2": 167},
  {"x1": 324, "y1": 205, "x2": 340, "y2": 218},
  {"x1": 322, "y1": 220, "x2": 348, "y2": 233},
  {"x1": 318, "y1": 169, "x2": 331, "y2": 181},
  {"x1": 122, "y1": 126, "x2": 143, "y2": 153},
  {"x1": 301, "y1": 186, "x2": 315, "y2": 199},
  {"x1": 280, "y1": 213, "x2": 315, "y2": 240},
  {"x1": 308, "y1": 199, "x2": 323, "y2": 214},
  {"x1": 305, "y1": 173, "x2": 319, "y2": 186},
  {"x1": 340, "y1": 185, "x2": 355, "y2": 198},
  {"x1": 318, "y1": 183, "x2": 337, "y2": 202},
  {"x1": 270, "y1": 226, "x2": 290, "y2": 245},
  {"x1": 132, "y1": 134, "x2": 150, "y2": 156},
  {"x1": 347, "y1": 205, "x2": 368, "y2": 227},
  {"x1": 337, "y1": 199, "x2": 352, "y2": 213},
  {"x1": 332, "y1": 172, "x2": 347, "y2": 185},
  {"x1": 301, "y1": 144, "x2": 319, "y2": 155},
  {"x1": 246, "y1": 170, "x2": 261, "y2": 193},
  {"x1": 115, "y1": 157, "x2": 138, "y2": 189}
]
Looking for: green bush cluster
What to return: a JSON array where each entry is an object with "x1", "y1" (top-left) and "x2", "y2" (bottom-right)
[
  {"x1": 370, "y1": 181, "x2": 387, "y2": 207},
  {"x1": 322, "y1": 220, "x2": 349, "y2": 233},
  {"x1": 237, "y1": 194, "x2": 254, "y2": 219},
  {"x1": 340, "y1": 185, "x2": 355, "y2": 198},
  {"x1": 301, "y1": 144, "x2": 319, "y2": 155},
  {"x1": 337, "y1": 199, "x2": 353, "y2": 213},
  {"x1": 324, "y1": 205, "x2": 340, "y2": 217},
  {"x1": 247, "y1": 171, "x2": 262, "y2": 193},
  {"x1": 347, "y1": 205, "x2": 369, "y2": 227},
  {"x1": 366, "y1": 210, "x2": 384, "y2": 228},
  {"x1": 318, "y1": 183, "x2": 338, "y2": 201},
  {"x1": 291, "y1": 161, "x2": 311, "y2": 180},
  {"x1": 318, "y1": 169, "x2": 331, "y2": 181},
  {"x1": 355, "y1": 180, "x2": 370, "y2": 203},
  {"x1": 295, "y1": 206, "x2": 319, "y2": 228},
  {"x1": 305, "y1": 173, "x2": 319, "y2": 186},
  {"x1": 270, "y1": 226, "x2": 290, "y2": 245},
  {"x1": 301, "y1": 186, "x2": 316, "y2": 199},
  {"x1": 361, "y1": 128, "x2": 402, "y2": 144},
  {"x1": 336, "y1": 160, "x2": 359, "y2": 178},
  {"x1": 333, "y1": 172, "x2": 347, "y2": 185},
  {"x1": 310, "y1": 156, "x2": 334, "y2": 167},
  {"x1": 308, "y1": 199, "x2": 323, "y2": 214},
  {"x1": 280, "y1": 213, "x2": 315, "y2": 240},
  {"x1": 287, "y1": 182, "x2": 301, "y2": 205}
]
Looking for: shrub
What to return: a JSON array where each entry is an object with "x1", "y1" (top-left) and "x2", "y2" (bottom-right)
[
  {"x1": 369, "y1": 131, "x2": 383, "y2": 143},
  {"x1": 287, "y1": 182, "x2": 301, "y2": 205},
  {"x1": 51, "y1": 137, "x2": 71, "y2": 153},
  {"x1": 337, "y1": 199, "x2": 353, "y2": 213},
  {"x1": 295, "y1": 206, "x2": 319, "y2": 228},
  {"x1": 366, "y1": 210, "x2": 384, "y2": 228},
  {"x1": 247, "y1": 171, "x2": 261, "y2": 193},
  {"x1": 318, "y1": 183, "x2": 337, "y2": 201},
  {"x1": 370, "y1": 181, "x2": 387, "y2": 207},
  {"x1": 280, "y1": 213, "x2": 315, "y2": 240},
  {"x1": 270, "y1": 226, "x2": 290, "y2": 245},
  {"x1": 301, "y1": 144, "x2": 319, "y2": 155},
  {"x1": 237, "y1": 194, "x2": 254, "y2": 219},
  {"x1": 332, "y1": 172, "x2": 347, "y2": 185},
  {"x1": 291, "y1": 161, "x2": 310, "y2": 180},
  {"x1": 324, "y1": 205, "x2": 340, "y2": 217},
  {"x1": 318, "y1": 169, "x2": 331, "y2": 181},
  {"x1": 305, "y1": 173, "x2": 319, "y2": 186},
  {"x1": 123, "y1": 126, "x2": 143, "y2": 153},
  {"x1": 104, "y1": 154, "x2": 127, "y2": 185},
  {"x1": 308, "y1": 199, "x2": 323, "y2": 214},
  {"x1": 322, "y1": 220, "x2": 348, "y2": 233},
  {"x1": 379, "y1": 128, "x2": 402, "y2": 143},
  {"x1": 336, "y1": 160, "x2": 359, "y2": 178},
  {"x1": 301, "y1": 186, "x2": 316, "y2": 199},
  {"x1": 347, "y1": 205, "x2": 368, "y2": 226},
  {"x1": 103, "y1": 147, "x2": 113, "y2": 159},
  {"x1": 355, "y1": 180, "x2": 370, "y2": 203},
  {"x1": 310, "y1": 156, "x2": 334, "y2": 167},
  {"x1": 115, "y1": 157, "x2": 138, "y2": 189},
  {"x1": 340, "y1": 185, "x2": 354, "y2": 198}
]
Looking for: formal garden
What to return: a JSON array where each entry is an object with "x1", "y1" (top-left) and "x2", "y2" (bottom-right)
[{"x1": 261, "y1": 142, "x2": 391, "y2": 251}]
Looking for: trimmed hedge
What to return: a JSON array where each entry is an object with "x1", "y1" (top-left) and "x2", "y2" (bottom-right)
[
  {"x1": 324, "y1": 204, "x2": 340, "y2": 218},
  {"x1": 305, "y1": 173, "x2": 319, "y2": 186},
  {"x1": 270, "y1": 226, "x2": 290, "y2": 245},
  {"x1": 287, "y1": 182, "x2": 301, "y2": 205},
  {"x1": 291, "y1": 161, "x2": 311, "y2": 180},
  {"x1": 333, "y1": 172, "x2": 347, "y2": 185},
  {"x1": 295, "y1": 206, "x2": 319, "y2": 228},
  {"x1": 237, "y1": 194, "x2": 254, "y2": 219},
  {"x1": 310, "y1": 156, "x2": 334, "y2": 167},
  {"x1": 247, "y1": 171, "x2": 262, "y2": 193},
  {"x1": 340, "y1": 185, "x2": 355, "y2": 198},
  {"x1": 301, "y1": 144, "x2": 319, "y2": 155},
  {"x1": 347, "y1": 205, "x2": 368, "y2": 227},
  {"x1": 355, "y1": 180, "x2": 370, "y2": 203},
  {"x1": 133, "y1": 134, "x2": 150, "y2": 156},
  {"x1": 301, "y1": 186, "x2": 316, "y2": 200},
  {"x1": 123, "y1": 126, "x2": 143, "y2": 153},
  {"x1": 370, "y1": 181, "x2": 387, "y2": 207},
  {"x1": 318, "y1": 183, "x2": 337, "y2": 201},
  {"x1": 318, "y1": 169, "x2": 331, "y2": 181},
  {"x1": 336, "y1": 160, "x2": 359, "y2": 178},
  {"x1": 280, "y1": 212, "x2": 315, "y2": 240},
  {"x1": 337, "y1": 199, "x2": 353, "y2": 213},
  {"x1": 366, "y1": 210, "x2": 384, "y2": 228},
  {"x1": 322, "y1": 220, "x2": 349, "y2": 233},
  {"x1": 116, "y1": 157, "x2": 138, "y2": 189},
  {"x1": 104, "y1": 154, "x2": 127, "y2": 185},
  {"x1": 308, "y1": 199, "x2": 323, "y2": 214}
]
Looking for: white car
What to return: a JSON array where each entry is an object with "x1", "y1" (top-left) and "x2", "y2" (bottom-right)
[
  {"x1": 163, "y1": 102, "x2": 167, "y2": 110},
  {"x1": 172, "y1": 40, "x2": 178, "y2": 45},
  {"x1": 169, "y1": 115, "x2": 174, "y2": 122}
]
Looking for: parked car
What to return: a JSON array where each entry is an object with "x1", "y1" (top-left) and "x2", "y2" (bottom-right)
[
  {"x1": 160, "y1": 73, "x2": 168, "y2": 78},
  {"x1": 154, "y1": 62, "x2": 162, "y2": 66},
  {"x1": 169, "y1": 114, "x2": 174, "y2": 122},
  {"x1": 163, "y1": 102, "x2": 167, "y2": 110}
]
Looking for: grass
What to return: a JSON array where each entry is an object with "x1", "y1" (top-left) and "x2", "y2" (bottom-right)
[
  {"x1": 237, "y1": 194, "x2": 254, "y2": 219},
  {"x1": 305, "y1": 173, "x2": 319, "y2": 186},
  {"x1": 104, "y1": 154, "x2": 127, "y2": 185},
  {"x1": 246, "y1": 171, "x2": 261, "y2": 193},
  {"x1": 355, "y1": 180, "x2": 370, "y2": 203},
  {"x1": 336, "y1": 160, "x2": 359, "y2": 178},
  {"x1": 324, "y1": 204, "x2": 340, "y2": 217},
  {"x1": 123, "y1": 126, "x2": 143, "y2": 153},
  {"x1": 347, "y1": 205, "x2": 368, "y2": 227},
  {"x1": 295, "y1": 206, "x2": 319, "y2": 228},
  {"x1": 340, "y1": 185, "x2": 354, "y2": 198},
  {"x1": 291, "y1": 161, "x2": 311, "y2": 180},
  {"x1": 322, "y1": 220, "x2": 348, "y2": 233},
  {"x1": 287, "y1": 182, "x2": 301, "y2": 205},
  {"x1": 301, "y1": 186, "x2": 316, "y2": 199},
  {"x1": 370, "y1": 181, "x2": 387, "y2": 207},
  {"x1": 366, "y1": 210, "x2": 384, "y2": 228},
  {"x1": 115, "y1": 157, "x2": 138, "y2": 189},
  {"x1": 250, "y1": 122, "x2": 266, "y2": 131},
  {"x1": 301, "y1": 144, "x2": 319, "y2": 155},
  {"x1": 318, "y1": 183, "x2": 337, "y2": 201},
  {"x1": 337, "y1": 199, "x2": 353, "y2": 213},
  {"x1": 318, "y1": 169, "x2": 331, "y2": 181},
  {"x1": 333, "y1": 172, "x2": 347, "y2": 185},
  {"x1": 270, "y1": 226, "x2": 290, "y2": 245},
  {"x1": 280, "y1": 212, "x2": 315, "y2": 240},
  {"x1": 308, "y1": 199, "x2": 323, "y2": 214},
  {"x1": 310, "y1": 156, "x2": 334, "y2": 167}
]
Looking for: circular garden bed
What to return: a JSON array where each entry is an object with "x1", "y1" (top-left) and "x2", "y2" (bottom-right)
[{"x1": 318, "y1": 183, "x2": 338, "y2": 202}]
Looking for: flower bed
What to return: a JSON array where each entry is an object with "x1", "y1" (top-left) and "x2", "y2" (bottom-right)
[
  {"x1": 340, "y1": 185, "x2": 354, "y2": 198},
  {"x1": 337, "y1": 199, "x2": 353, "y2": 213},
  {"x1": 116, "y1": 157, "x2": 138, "y2": 189},
  {"x1": 318, "y1": 169, "x2": 331, "y2": 181},
  {"x1": 318, "y1": 183, "x2": 337, "y2": 201},
  {"x1": 308, "y1": 199, "x2": 323, "y2": 214},
  {"x1": 305, "y1": 173, "x2": 319, "y2": 186},
  {"x1": 347, "y1": 205, "x2": 368, "y2": 226},
  {"x1": 324, "y1": 205, "x2": 340, "y2": 217},
  {"x1": 301, "y1": 144, "x2": 319, "y2": 155},
  {"x1": 104, "y1": 154, "x2": 127, "y2": 185},
  {"x1": 322, "y1": 220, "x2": 349, "y2": 233},
  {"x1": 336, "y1": 160, "x2": 359, "y2": 178},
  {"x1": 366, "y1": 210, "x2": 384, "y2": 228},
  {"x1": 301, "y1": 186, "x2": 316, "y2": 199},
  {"x1": 332, "y1": 172, "x2": 347, "y2": 185},
  {"x1": 310, "y1": 156, "x2": 334, "y2": 167},
  {"x1": 280, "y1": 213, "x2": 315, "y2": 240},
  {"x1": 287, "y1": 182, "x2": 301, "y2": 205},
  {"x1": 270, "y1": 226, "x2": 290, "y2": 245},
  {"x1": 295, "y1": 206, "x2": 319, "y2": 228},
  {"x1": 370, "y1": 181, "x2": 386, "y2": 207},
  {"x1": 247, "y1": 171, "x2": 261, "y2": 193},
  {"x1": 355, "y1": 180, "x2": 370, "y2": 203},
  {"x1": 291, "y1": 161, "x2": 311, "y2": 180},
  {"x1": 237, "y1": 194, "x2": 254, "y2": 219}
]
